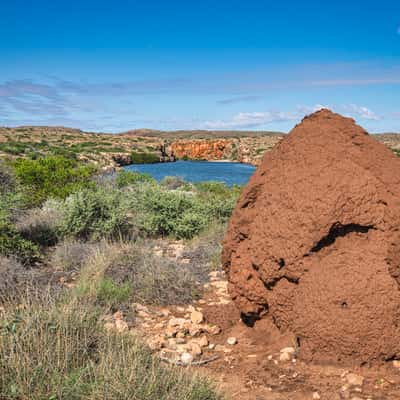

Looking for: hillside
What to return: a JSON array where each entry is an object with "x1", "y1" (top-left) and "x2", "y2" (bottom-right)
[{"x1": 1, "y1": 125, "x2": 400, "y2": 169}]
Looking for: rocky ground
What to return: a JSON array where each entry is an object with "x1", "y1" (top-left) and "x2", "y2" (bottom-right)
[{"x1": 97, "y1": 243, "x2": 400, "y2": 400}]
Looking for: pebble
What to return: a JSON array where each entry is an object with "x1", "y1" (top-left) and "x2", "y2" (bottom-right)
[
  {"x1": 346, "y1": 373, "x2": 364, "y2": 387},
  {"x1": 168, "y1": 317, "x2": 187, "y2": 327},
  {"x1": 197, "y1": 335, "x2": 209, "y2": 347},
  {"x1": 280, "y1": 346, "x2": 295, "y2": 354},
  {"x1": 205, "y1": 324, "x2": 221, "y2": 335},
  {"x1": 279, "y1": 351, "x2": 292, "y2": 362},
  {"x1": 393, "y1": 360, "x2": 400, "y2": 369},
  {"x1": 190, "y1": 310, "x2": 204, "y2": 324},
  {"x1": 180, "y1": 352, "x2": 193, "y2": 365},
  {"x1": 208, "y1": 343, "x2": 216, "y2": 350},
  {"x1": 312, "y1": 392, "x2": 321, "y2": 400},
  {"x1": 227, "y1": 337, "x2": 238, "y2": 345},
  {"x1": 190, "y1": 343, "x2": 202, "y2": 356}
]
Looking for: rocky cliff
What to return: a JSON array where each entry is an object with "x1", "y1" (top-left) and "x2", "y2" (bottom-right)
[{"x1": 170, "y1": 135, "x2": 284, "y2": 165}]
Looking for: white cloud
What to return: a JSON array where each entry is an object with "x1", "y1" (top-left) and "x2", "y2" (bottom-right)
[
  {"x1": 297, "y1": 104, "x2": 329, "y2": 114},
  {"x1": 204, "y1": 111, "x2": 297, "y2": 129},
  {"x1": 342, "y1": 104, "x2": 381, "y2": 120}
]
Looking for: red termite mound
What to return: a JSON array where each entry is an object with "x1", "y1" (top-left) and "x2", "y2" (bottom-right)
[{"x1": 222, "y1": 109, "x2": 400, "y2": 365}]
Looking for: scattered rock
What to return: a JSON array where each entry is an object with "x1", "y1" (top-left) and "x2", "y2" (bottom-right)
[
  {"x1": 393, "y1": 360, "x2": 400, "y2": 369},
  {"x1": 280, "y1": 347, "x2": 295, "y2": 354},
  {"x1": 205, "y1": 324, "x2": 221, "y2": 335},
  {"x1": 196, "y1": 335, "x2": 209, "y2": 347},
  {"x1": 346, "y1": 373, "x2": 364, "y2": 387},
  {"x1": 279, "y1": 351, "x2": 292, "y2": 362},
  {"x1": 190, "y1": 342, "x2": 202, "y2": 356},
  {"x1": 168, "y1": 317, "x2": 187, "y2": 327},
  {"x1": 180, "y1": 352, "x2": 194, "y2": 365},
  {"x1": 227, "y1": 337, "x2": 237, "y2": 345},
  {"x1": 190, "y1": 310, "x2": 204, "y2": 324},
  {"x1": 312, "y1": 392, "x2": 321, "y2": 400}
]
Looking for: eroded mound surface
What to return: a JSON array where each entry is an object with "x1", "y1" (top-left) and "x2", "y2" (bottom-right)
[{"x1": 222, "y1": 109, "x2": 400, "y2": 365}]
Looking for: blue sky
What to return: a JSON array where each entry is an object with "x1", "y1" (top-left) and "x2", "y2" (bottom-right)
[{"x1": 0, "y1": 0, "x2": 399, "y2": 133}]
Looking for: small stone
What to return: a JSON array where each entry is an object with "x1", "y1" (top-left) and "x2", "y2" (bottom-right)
[
  {"x1": 215, "y1": 344, "x2": 232, "y2": 353},
  {"x1": 176, "y1": 306, "x2": 185, "y2": 313},
  {"x1": 208, "y1": 343, "x2": 216, "y2": 350},
  {"x1": 181, "y1": 352, "x2": 194, "y2": 365},
  {"x1": 147, "y1": 337, "x2": 165, "y2": 350},
  {"x1": 190, "y1": 343, "x2": 202, "y2": 356},
  {"x1": 267, "y1": 355, "x2": 273, "y2": 360},
  {"x1": 227, "y1": 337, "x2": 237, "y2": 345},
  {"x1": 205, "y1": 324, "x2": 221, "y2": 335},
  {"x1": 190, "y1": 310, "x2": 204, "y2": 324},
  {"x1": 176, "y1": 331, "x2": 186, "y2": 339},
  {"x1": 168, "y1": 317, "x2": 187, "y2": 327},
  {"x1": 189, "y1": 325, "x2": 202, "y2": 337},
  {"x1": 165, "y1": 326, "x2": 179, "y2": 338},
  {"x1": 198, "y1": 299, "x2": 206, "y2": 305},
  {"x1": 280, "y1": 347, "x2": 295, "y2": 354},
  {"x1": 167, "y1": 338, "x2": 177, "y2": 350},
  {"x1": 160, "y1": 308, "x2": 170, "y2": 317},
  {"x1": 346, "y1": 373, "x2": 364, "y2": 387},
  {"x1": 393, "y1": 360, "x2": 400, "y2": 369},
  {"x1": 176, "y1": 338, "x2": 186, "y2": 344},
  {"x1": 154, "y1": 322, "x2": 164, "y2": 329},
  {"x1": 312, "y1": 393, "x2": 321, "y2": 400},
  {"x1": 279, "y1": 351, "x2": 292, "y2": 362},
  {"x1": 197, "y1": 335, "x2": 209, "y2": 347}
]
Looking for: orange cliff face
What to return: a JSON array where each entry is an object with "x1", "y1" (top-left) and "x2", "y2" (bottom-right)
[
  {"x1": 170, "y1": 135, "x2": 284, "y2": 166},
  {"x1": 171, "y1": 139, "x2": 233, "y2": 161}
]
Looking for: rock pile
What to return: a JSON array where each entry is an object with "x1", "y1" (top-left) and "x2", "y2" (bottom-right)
[{"x1": 222, "y1": 109, "x2": 400, "y2": 365}]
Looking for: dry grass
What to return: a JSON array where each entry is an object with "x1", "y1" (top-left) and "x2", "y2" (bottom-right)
[
  {"x1": 74, "y1": 240, "x2": 202, "y2": 309},
  {"x1": 0, "y1": 291, "x2": 223, "y2": 400}
]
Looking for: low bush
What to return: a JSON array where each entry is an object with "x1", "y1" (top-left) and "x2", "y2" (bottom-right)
[
  {"x1": 0, "y1": 161, "x2": 15, "y2": 193},
  {"x1": 160, "y1": 175, "x2": 187, "y2": 190},
  {"x1": 61, "y1": 187, "x2": 129, "y2": 241},
  {"x1": 0, "y1": 210, "x2": 40, "y2": 265},
  {"x1": 128, "y1": 183, "x2": 238, "y2": 239},
  {"x1": 116, "y1": 170, "x2": 156, "y2": 187},
  {"x1": 130, "y1": 151, "x2": 160, "y2": 164},
  {"x1": 13, "y1": 155, "x2": 96, "y2": 206},
  {"x1": 15, "y1": 200, "x2": 63, "y2": 246}
]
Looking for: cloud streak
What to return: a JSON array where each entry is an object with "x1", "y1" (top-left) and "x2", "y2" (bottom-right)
[{"x1": 204, "y1": 111, "x2": 298, "y2": 129}]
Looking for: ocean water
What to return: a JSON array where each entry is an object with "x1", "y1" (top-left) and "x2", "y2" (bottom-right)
[{"x1": 124, "y1": 160, "x2": 256, "y2": 186}]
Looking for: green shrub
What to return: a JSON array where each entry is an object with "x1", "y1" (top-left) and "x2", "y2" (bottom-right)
[
  {"x1": 0, "y1": 210, "x2": 40, "y2": 264},
  {"x1": 160, "y1": 176, "x2": 186, "y2": 190},
  {"x1": 116, "y1": 170, "x2": 156, "y2": 188},
  {"x1": 130, "y1": 151, "x2": 160, "y2": 164},
  {"x1": 61, "y1": 187, "x2": 129, "y2": 240},
  {"x1": 96, "y1": 277, "x2": 132, "y2": 307},
  {"x1": 128, "y1": 186, "x2": 210, "y2": 239},
  {"x1": 13, "y1": 155, "x2": 96, "y2": 206},
  {"x1": 0, "y1": 161, "x2": 15, "y2": 193}
]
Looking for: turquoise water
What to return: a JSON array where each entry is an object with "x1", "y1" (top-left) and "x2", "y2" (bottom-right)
[{"x1": 124, "y1": 160, "x2": 256, "y2": 186}]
